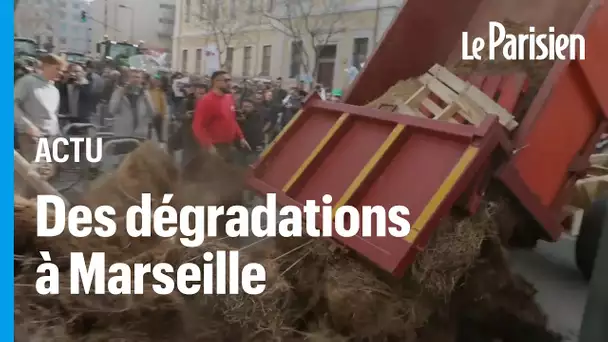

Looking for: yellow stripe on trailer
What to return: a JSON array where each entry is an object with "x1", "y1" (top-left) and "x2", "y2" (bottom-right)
[
  {"x1": 333, "y1": 124, "x2": 406, "y2": 217},
  {"x1": 404, "y1": 146, "x2": 479, "y2": 243},
  {"x1": 259, "y1": 109, "x2": 303, "y2": 160},
  {"x1": 282, "y1": 113, "x2": 350, "y2": 193}
]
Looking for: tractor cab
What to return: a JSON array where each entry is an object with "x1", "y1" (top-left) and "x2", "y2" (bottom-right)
[
  {"x1": 96, "y1": 36, "x2": 141, "y2": 67},
  {"x1": 61, "y1": 51, "x2": 88, "y2": 65}
]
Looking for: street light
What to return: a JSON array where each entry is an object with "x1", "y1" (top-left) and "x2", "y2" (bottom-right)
[{"x1": 118, "y1": 4, "x2": 134, "y2": 42}]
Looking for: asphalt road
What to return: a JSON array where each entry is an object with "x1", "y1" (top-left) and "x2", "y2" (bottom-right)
[{"x1": 509, "y1": 237, "x2": 589, "y2": 342}]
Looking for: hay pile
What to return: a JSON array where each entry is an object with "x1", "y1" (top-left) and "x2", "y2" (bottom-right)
[
  {"x1": 15, "y1": 142, "x2": 558, "y2": 341},
  {"x1": 363, "y1": 78, "x2": 423, "y2": 110}
]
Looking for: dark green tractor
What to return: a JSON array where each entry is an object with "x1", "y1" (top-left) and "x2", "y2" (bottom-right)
[
  {"x1": 96, "y1": 38, "x2": 142, "y2": 67},
  {"x1": 62, "y1": 51, "x2": 89, "y2": 65},
  {"x1": 14, "y1": 37, "x2": 39, "y2": 82},
  {"x1": 14, "y1": 37, "x2": 38, "y2": 58}
]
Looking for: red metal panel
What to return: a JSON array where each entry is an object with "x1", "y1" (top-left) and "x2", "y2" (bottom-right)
[
  {"x1": 462, "y1": 73, "x2": 528, "y2": 114},
  {"x1": 254, "y1": 110, "x2": 338, "y2": 190},
  {"x1": 511, "y1": 66, "x2": 599, "y2": 227},
  {"x1": 249, "y1": 98, "x2": 504, "y2": 275},
  {"x1": 481, "y1": 75, "x2": 502, "y2": 99},
  {"x1": 339, "y1": 130, "x2": 474, "y2": 272},
  {"x1": 291, "y1": 120, "x2": 394, "y2": 202},
  {"x1": 468, "y1": 75, "x2": 486, "y2": 89},
  {"x1": 343, "y1": 0, "x2": 485, "y2": 106},
  {"x1": 499, "y1": 3, "x2": 607, "y2": 239},
  {"x1": 496, "y1": 73, "x2": 528, "y2": 114}
]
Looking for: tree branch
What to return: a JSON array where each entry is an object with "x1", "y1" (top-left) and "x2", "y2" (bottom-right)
[
  {"x1": 260, "y1": 0, "x2": 346, "y2": 80},
  {"x1": 194, "y1": 2, "x2": 253, "y2": 67}
]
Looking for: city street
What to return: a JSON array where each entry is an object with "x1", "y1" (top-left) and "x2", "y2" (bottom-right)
[{"x1": 510, "y1": 238, "x2": 589, "y2": 342}]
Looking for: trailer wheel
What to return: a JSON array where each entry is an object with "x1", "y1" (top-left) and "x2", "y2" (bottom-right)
[{"x1": 575, "y1": 198, "x2": 608, "y2": 280}]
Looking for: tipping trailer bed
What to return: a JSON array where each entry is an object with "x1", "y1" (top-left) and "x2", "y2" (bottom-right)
[
  {"x1": 248, "y1": 0, "x2": 608, "y2": 276},
  {"x1": 250, "y1": 98, "x2": 508, "y2": 275}
]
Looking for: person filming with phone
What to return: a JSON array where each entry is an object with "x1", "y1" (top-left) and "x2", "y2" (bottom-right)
[
  {"x1": 57, "y1": 63, "x2": 96, "y2": 126},
  {"x1": 108, "y1": 68, "x2": 155, "y2": 138}
]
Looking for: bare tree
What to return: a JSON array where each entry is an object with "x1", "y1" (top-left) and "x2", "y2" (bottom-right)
[
  {"x1": 195, "y1": 1, "x2": 256, "y2": 69},
  {"x1": 261, "y1": 0, "x2": 346, "y2": 81}
]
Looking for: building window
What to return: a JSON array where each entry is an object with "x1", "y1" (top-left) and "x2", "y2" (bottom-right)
[
  {"x1": 352, "y1": 37, "x2": 368, "y2": 69},
  {"x1": 242, "y1": 46, "x2": 252, "y2": 77},
  {"x1": 195, "y1": 48, "x2": 202, "y2": 74},
  {"x1": 230, "y1": 0, "x2": 236, "y2": 18},
  {"x1": 266, "y1": 0, "x2": 275, "y2": 12},
  {"x1": 59, "y1": 37, "x2": 67, "y2": 44},
  {"x1": 289, "y1": 40, "x2": 302, "y2": 78},
  {"x1": 160, "y1": 3, "x2": 175, "y2": 9},
  {"x1": 225, "y1": 47, "x2": 233, "y2": 72},
  {"x1": 198, "y1": 0, "x2": 207, "y2": 20},
  {"x1": 260, "y1": 45, "x2": 271, "y2": 76},
  {"x1": 181, "y1": 49, "x2": 188, "y2": 72},
  {"x1": 184, "y1": 0, "x2": 191, "y2": 22},
  {"x1": 248, "y1": 0, "x2": 254, "y2": 12},
  {"x1": 211, "y1": 0, "x2": 219, "y2": 19}
]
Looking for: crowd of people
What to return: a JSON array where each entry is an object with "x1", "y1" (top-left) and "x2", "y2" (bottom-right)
[{"x1": 14, "y1": 53, "x2": 344, "y2": 171}]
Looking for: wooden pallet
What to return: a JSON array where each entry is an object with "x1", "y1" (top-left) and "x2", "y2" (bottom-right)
[{"x1": 377, "y1": 64, "x2": 519, "y2": 131}]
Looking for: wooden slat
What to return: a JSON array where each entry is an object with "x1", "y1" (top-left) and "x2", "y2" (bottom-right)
[
  {"x1": 374, "y1": 64, "x2": 521, "y2": 131},
  {"x1": 421, "y1": 98, "x2": 444, "y2": 116},
  {"x1": 418, "y1": 73, "x2": 484, "y2": 124},
  {"x1": 453, "y1": 94, "x2": 487, "y2": 125},
  {"x1": 428, "y1": 64, "x2": 518, "y2": 130},
  {"x1": 404, "y1": 86, "x2": 430, "y2": 108},
  {"x1": 396, "y1": 103, "x2": 426, "y2": 118},
  {"x1": 467, "y1": 74, "x2": 486, "y2": 89},
  {"x1": 435, "y1": 102, "x2": 460, "y2": 121}
]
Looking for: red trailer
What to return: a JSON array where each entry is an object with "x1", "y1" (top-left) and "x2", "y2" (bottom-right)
[{"x1": 248, "y1": 0, "x2": 608, "y2": 279}]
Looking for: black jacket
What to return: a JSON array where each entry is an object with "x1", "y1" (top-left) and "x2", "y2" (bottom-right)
[
  {"x1": 56, "y1": 79, "x2": 95, "y2": 121},
  {"x1": 240, "y1": 111, "x2": 266, "y2": 149}
]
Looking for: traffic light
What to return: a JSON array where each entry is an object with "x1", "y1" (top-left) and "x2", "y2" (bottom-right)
[{"x1": 80, "y1": 10, "x2": 87, "y2": 22}]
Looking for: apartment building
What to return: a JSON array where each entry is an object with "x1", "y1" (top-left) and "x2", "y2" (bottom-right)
[
  {"x1": 172, "y1": 0, "x2": 401, "y2": 88},
  {"x1": 88, "y1": 0, "x2": 176, "y2": 52},
  {"x1": 15, "y1": 0, "x2": 92, "y2": 53}
]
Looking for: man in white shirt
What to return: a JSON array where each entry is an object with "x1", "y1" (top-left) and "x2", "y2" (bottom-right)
[
  {"x1": 14, "y1": 54, "x2": 66, "y2": 195},
  {"x1": 14, "y1": 54, "x2": 65, "y2": 158}
]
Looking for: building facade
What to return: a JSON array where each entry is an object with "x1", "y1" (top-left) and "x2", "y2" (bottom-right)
[
  {"x1": 15, "y1": 0, "x2": 92, "y2": 53},
  {"x1": 171, "y1": 0, "x2": 401, "y2": 89},
  {"x1": 88, "y1": 0, "x2": 176, "y2": 53}
]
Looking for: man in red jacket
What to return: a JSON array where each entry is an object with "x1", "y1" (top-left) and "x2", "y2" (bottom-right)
[{"x1": 192, "y1": 70, "x2": 250, "y2": 163}]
